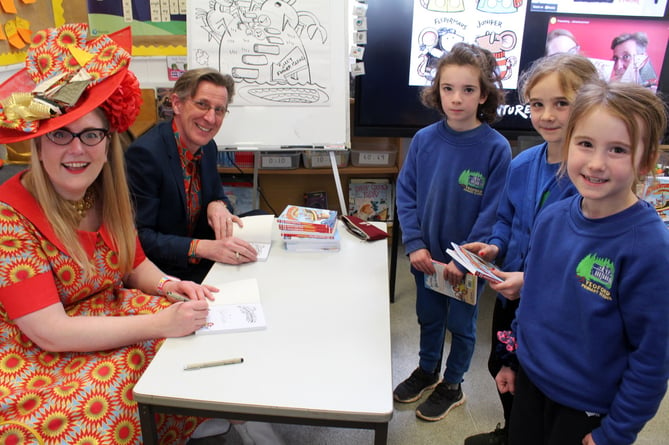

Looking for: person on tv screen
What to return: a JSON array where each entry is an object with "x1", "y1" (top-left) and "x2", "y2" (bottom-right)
[
  {"x1": 610, "y1": 31, "x2": 658, "y2": 90},
  {"x1": 545, "y1": 29, "x2": 581, "y2": 56}
]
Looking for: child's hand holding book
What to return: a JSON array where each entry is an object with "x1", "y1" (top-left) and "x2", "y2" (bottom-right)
[{"x1": 446, "y1": 242, "x2": 504, "y2": 284}]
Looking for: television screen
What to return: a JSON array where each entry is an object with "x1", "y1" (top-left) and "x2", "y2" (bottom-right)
[{"x1": 353, "y1": 0, "x2": 669, "y2": 139}]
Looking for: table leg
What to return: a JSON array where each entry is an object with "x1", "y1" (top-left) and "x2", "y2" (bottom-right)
[
  {"x1": 389, "y1": 216, "x2": 400, "y2": 303},
  {"x1": 374, "y1": 422, "x2": 389, "y2": 445},
  {"x1": 137, "y1": 403, "x2": 158, "y2": 445}
]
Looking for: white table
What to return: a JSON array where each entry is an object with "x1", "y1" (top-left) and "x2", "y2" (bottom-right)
[{"x1": 134, "y1": 221, "x2": 393, "y2": 444}]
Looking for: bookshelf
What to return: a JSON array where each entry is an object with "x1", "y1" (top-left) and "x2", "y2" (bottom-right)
[{"x1": 218, "y1": 136, "x2": 404, "y2": 303}]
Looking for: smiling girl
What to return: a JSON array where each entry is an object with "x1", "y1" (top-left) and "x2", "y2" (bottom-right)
[{"x1": 495, "y1": 80, "x2": 669, "y2": 445}]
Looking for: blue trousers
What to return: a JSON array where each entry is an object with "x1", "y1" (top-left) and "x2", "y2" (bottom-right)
[{"x1": 413, "y1": 270, "x2": 479, "y2": 384}]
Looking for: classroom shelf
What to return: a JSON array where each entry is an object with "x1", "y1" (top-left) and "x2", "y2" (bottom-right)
[{"x1": 218, "y1": 166, "x2": 399, "y2": 175}]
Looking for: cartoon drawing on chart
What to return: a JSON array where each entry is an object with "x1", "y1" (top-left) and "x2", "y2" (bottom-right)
[
  {"x1": 475, "y1": 30, "x2": 518, "y2": 80},
  {"x1": 420, "y1": 0, "x2": 465, "y2": 13},
  {"x1": 194, "y1": 0, "x2": 329, "y2": 105},
  {"x1": 477, "y1": 0, "x2": 523, "y2": 14},
  {"x1": 417, "y1": 27, "x2": 465, "y2": 82}
]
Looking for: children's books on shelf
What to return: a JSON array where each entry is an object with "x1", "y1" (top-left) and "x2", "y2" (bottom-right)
[
  {"x1": 424, "y1": 260, "x2": 478, "y2": 305},
  {"x1": 348, "y1": 178, "x2": 393, "y2": 221},
  {"x1": 446, "y1": 243, "x2": 504, "y2": 284},
  {"x1": 195, "y1": 278, "x2": 266, "y2": 335},
  {"x1": 233, "y1": 214, "x2": 274, "y2": 261}
]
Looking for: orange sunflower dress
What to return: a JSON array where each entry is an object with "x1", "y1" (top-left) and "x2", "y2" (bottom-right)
[{"x1": 0, "y1": 174, "x2": 200, "y2": 445}]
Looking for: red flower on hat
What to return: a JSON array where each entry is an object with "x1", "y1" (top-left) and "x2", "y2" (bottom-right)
[{"x1": 99, "y1": 70, "x2": 142, "y2": 133}]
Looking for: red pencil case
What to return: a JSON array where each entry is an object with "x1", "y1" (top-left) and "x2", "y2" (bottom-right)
[{"x1": 341, "y1": 215, "x2": 389, "y2": 241}]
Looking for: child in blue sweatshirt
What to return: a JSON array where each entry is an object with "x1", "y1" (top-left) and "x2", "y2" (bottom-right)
[
  {"x1": 463, "y1": 54, "x2": 598, "y2": 445},
  {"x1": 394, "y1": 42, "x2": 511, "y2": 421},
  {"x1": 495, "y1": 80, "x2": 669, "y2": 444}
]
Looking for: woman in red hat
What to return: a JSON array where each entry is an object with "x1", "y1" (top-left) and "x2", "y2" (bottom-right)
[{"x1": 0, "y1": 24, "x2": 219, "y2": 444}]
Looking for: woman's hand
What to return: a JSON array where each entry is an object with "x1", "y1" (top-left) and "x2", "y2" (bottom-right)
[
  {"x1": 207, "y1": 200, "x2": 241, "y2": 239},
  {"x1": 159, "y1": 299, "x2": 211, "y2": 337},
  {"x1": 489, "y1": 271, "x2": 524, "y2": 301},
  {"x1": 409, "y1": 248, "x2": 435, "y2": 275},
  {"x1": 163, "y1": 279, "x2": 218, "y2": 302}
]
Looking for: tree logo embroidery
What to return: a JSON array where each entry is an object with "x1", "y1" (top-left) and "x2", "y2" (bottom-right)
[
  {"x1": 575, "y1": 253, "x2": 615, "y2": 301},
  {"x1": 458, "y1": 170, "x2": 486, "y2": 196}
]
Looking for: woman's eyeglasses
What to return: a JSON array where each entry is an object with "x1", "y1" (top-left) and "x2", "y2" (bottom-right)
[
  {"x1": 190, "y1": 99, "x2": 229, "y2": 117},
  {"x1": 46, "y1": 128, "x2": 109, "y2": 146}
]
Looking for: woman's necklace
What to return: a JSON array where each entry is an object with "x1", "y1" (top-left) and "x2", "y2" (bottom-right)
[{"x1": 68, "y1": 188, "x2": 95, "y2": 219}]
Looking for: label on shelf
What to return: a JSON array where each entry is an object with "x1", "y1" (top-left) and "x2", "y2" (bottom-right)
[
  {"x1": 357, "y1": 152, "x2": 390, "y2": 165},
  {"x1": 262, "y1": 155, "x2": 293, "y2": 168},
  {"x1": 309, "y1": 154, "x2": 330, "y2": 167}
]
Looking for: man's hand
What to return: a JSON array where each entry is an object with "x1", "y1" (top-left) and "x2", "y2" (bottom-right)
[
  {"x1": 207, "y1": 200, "x2": 242, "y2": 239},
  {"x1": 196, "y1": 237, "x2": 258, "y2": 264}
]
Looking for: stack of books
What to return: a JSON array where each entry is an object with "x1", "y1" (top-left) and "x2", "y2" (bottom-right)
[{"x1": 277, "y1": 205, "x2": 340, "y2": 252}]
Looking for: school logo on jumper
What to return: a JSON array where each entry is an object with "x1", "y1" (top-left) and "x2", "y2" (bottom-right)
[
  {"x1": 575, "y1": 253, "x2": 614, "y2": 301},
  {"x1": 458, "y1": 170, "x2": 486, "y2": 195}
]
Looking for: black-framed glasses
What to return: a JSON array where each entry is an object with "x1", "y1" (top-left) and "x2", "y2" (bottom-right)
[
  {"x1": 190, "y1": 99, "x2": 229, "y2": 117},
  {"x1": 45, "y1": 128, "x2": 109, "y2": 147}
]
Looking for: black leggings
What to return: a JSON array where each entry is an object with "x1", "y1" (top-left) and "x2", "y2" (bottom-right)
[
  {"x1": 487, "y1": 297, "x2": 520, "y2": 427},
  {"x1": 509, "y1": 365, "x2": 603, "y2": 445}
]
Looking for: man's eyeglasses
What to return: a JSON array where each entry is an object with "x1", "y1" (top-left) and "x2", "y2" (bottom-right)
[
  {"x1": 45, "y1": 128, "x2": 109, "y2": 147},
  {"x1": 190, "y1": 99, "x2": 229, "y2": 117}
]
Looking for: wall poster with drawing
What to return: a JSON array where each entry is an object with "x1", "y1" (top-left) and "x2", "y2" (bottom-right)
[{"x1": 187, "y1": 0, "x2": 349, "y2": 149}]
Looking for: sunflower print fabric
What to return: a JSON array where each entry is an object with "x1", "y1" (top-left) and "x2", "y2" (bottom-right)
[{"x1": 0, "y1": 179, "x2": 201, "y2": 444}]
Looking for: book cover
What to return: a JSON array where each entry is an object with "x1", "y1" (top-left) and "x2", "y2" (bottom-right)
[
  {"x1": 642, "y1": 176, "x2": 669, "y2": 228},
  {"x1": 424, "y1": 260, "x2": 478, "y2": 305},
  {"x1": 348, "y1": 179, "x2": 393, "y2": 221},
  {"x1": 446, "y1": 243, "x2": 504, "y2": 284},
  {"x1": 233, "y1": 214, "x2": 274, "y2": 261},
  {"x1": 283, "y1": 228, "x2": 341, "y2": 252},
  {"x1": 277, "y1": 205, "x2": 338, "y2": 232},
  {"x1": 195, "y1": 278, "x2": 267, "y2": 335},
  {"x1": 284, "y1": 227, "x2": 341, "y2": 252},
  {"x1": 304, "y1": 191, "x2": 328, "y2": 209}
]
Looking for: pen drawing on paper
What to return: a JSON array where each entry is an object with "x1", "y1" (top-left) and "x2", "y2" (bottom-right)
[{"x1": 192, "y1": 0, "x2": 331, "y2": 106}]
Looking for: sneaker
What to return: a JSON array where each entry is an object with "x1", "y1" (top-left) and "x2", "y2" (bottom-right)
[
  {"x1": 393, "y1": 367, "x2": 440, "y2": 403},
  {"x1": 415, "y1": 381, "x2": 465, "y2": 421},
  {"x1": 464, "y1": 423, "x2": 508, "y2": 445}
]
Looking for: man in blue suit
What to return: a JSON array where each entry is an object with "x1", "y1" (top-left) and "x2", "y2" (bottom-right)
[{"x1": 126, "y1": 68, "x2": 258, "y2": 283}]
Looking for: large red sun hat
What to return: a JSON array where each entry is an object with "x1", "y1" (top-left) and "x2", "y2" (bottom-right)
[{"x1": 0, "y1": 23, "x2": 142, "y2": 144}]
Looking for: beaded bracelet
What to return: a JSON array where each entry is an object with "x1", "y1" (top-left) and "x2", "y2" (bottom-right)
[{"x1": 157, "y1": 275, "x2": 180, "y2": 296}]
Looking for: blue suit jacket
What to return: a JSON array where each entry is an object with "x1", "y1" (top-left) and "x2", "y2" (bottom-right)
[{"x1": 125, "y1": 120, "x2": 231, "y2": 282}]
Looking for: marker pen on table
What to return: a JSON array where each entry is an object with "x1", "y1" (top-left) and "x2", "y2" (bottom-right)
[{"x1": 183, "y1": 357, "x2": 245, "y2": 371}]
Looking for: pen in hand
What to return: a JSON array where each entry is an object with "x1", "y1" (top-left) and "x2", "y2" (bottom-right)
[
  {"x1": 166, "y1": 291, "x2": 190, "y2": 302},
  {"x1": 183, "y1": 357, "x2": 245, "y2": 371}
]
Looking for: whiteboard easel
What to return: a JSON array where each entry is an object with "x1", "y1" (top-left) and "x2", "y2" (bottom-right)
[
  {"x1": 187, "y1": 0, "x2": 350, "y2": 214},
  {"x1": 187, "y1": 0, "x2": 350, "y2": 149}
]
